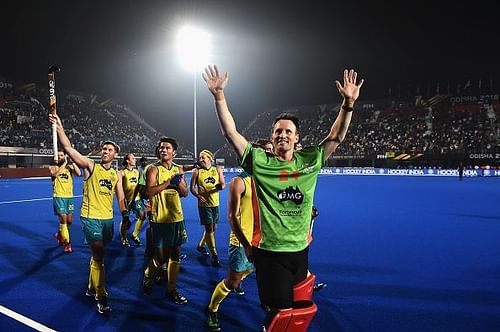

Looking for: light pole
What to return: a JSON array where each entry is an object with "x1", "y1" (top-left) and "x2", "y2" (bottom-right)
[{"x1": 176, "y1": 26, "x2": 210, "y2": 158}]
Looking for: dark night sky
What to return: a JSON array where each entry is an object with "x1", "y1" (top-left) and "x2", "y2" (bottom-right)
[{"x1": 1, "y1": 0, "x2": 498, "y2": 147}]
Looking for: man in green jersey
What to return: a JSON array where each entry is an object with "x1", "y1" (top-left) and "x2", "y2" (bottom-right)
[{"x1": 203, "y1": 65, "x2": 363, "y2": 331}]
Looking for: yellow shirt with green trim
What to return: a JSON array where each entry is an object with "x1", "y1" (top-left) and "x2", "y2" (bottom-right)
[
  {"x1": 52, "y1": 166, "x2": 73, "y2": 198},
  {"x1": 122, "y1": 167, "x2": 140, "y2": 202},
  {"x1": 81, "y1": 163, "x2": 118, "y2": 220},
  {"x1": 150, "y1": 162, "x2": 184, "y2": 223},
  {"x1": 229, "y1": 172, "x2": 257, "y2": 247},
  {"x1": 196, "y1": 166, "x2": 220, "y2": 207}
]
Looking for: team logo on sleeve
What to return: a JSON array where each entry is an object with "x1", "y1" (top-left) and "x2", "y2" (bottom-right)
[
  {"x1": 277, "y1": 186, "x2": 304, "y2": 205},
  {"x1": 99, "y1": 179, "x2": 113, "y2": 190}
]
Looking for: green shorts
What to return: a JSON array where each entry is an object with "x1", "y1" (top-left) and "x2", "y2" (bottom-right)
[
  {"x1": 198, "y1": 206, "x2": 219, "y2": 225},
  {"x1": 53, "y1": 197, "x2": 74, "y2": 215},
  {"x1": 228, "y1": 244, "x2": 255, "y2": 273},
  {"x1": 150, "y1": 221, "x2": 188, "y2": 249},
  {"x1": 80, "y1": 217, "x2": 114, "y2": 244}
]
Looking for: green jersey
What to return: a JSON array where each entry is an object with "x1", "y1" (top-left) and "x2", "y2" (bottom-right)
[{"x1": 240, "y1": 143, "x2": 324, "y2": 252}]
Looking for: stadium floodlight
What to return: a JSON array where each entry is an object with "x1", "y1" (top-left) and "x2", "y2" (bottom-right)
[
  {"x1": 176, "y1": 26, "x2": 211, "y2": 158},
  {"x1": 177, "y1": 26, "x2": 211, "y2": 72}
]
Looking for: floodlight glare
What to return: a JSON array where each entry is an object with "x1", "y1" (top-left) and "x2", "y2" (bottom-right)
[{"x1": 177, "y1": 26, "x2": 210, "y2": 72}]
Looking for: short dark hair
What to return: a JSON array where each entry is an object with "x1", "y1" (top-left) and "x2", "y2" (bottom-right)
[
  {"x1": 139, "y1": 157, "x2": 148, "y2": 163},
  {"x1": 102, "y1": 140, "x2": 120, "y2": 154},
  {"x1": 155, "y1": 136, "x2": 178, "y2": 158},
  {"x1": 272, "y1": 112, "x2": 300, "y2": 134}
]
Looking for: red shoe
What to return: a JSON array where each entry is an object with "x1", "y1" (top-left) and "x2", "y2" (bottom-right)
[
  {"x1": 64, "y1": 243, "x2": 73, "y2": 253},
  {"x1": 54, "y1": 232, "x2": 64, "y2": 246}
]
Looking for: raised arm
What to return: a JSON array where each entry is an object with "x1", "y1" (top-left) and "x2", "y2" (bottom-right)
[
  {"x1": 69, "y1": 161, "x2": 81, "y2": 177},
  {"x1": 320, "y1": 69, "x2": 364, "y2": 159},
  {"x1": 49, "y1": 114, "x2": 93, "y2": 173},
  {"x1": 202, "y1": 65, "x2": 248, "y2": 159},
  {"x1": 49, "y1": 160, "x2": 67, "y2": 177}
]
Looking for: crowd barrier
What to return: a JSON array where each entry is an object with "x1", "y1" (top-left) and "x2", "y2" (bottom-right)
[{"x1": 223, "y1": 167, "x2": 500, "y2": 177}]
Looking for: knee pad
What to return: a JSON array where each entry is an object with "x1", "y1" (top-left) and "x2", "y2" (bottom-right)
[
  {"x1": 293, "y1": 274, "x2": 315, "y2": 302},
  {"x1": 265, "y1": 301, "x2": 317, "y2": 332}
]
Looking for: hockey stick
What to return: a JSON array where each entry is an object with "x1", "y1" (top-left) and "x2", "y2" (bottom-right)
[{"x1": 48, "y1": 65, "x2": 61, "y2": 162}]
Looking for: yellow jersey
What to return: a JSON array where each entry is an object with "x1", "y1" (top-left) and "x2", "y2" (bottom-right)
[
  {"x1": 196, "y1": 166, "x2": 220, "y2": 207},
  {"x1": 229, "y1": 173, "x2": 258, "y2": 247},
  {"x1": 52, "y1": 166, "x2": 73, "y2": 198},
  {"x1": 81, "y1": 163, "x2": 118, "y2": 219},
  {"x1": 122, "y1": 167, "x2": 140, "y2": 203},
  {"x1": 150, "y1": 162, "x2": 184, "y2": 223}
]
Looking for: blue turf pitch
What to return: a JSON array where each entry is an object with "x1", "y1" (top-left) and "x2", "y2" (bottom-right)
[{"x1": 0, "y1": 174, "x2": 499, "y2": 331}]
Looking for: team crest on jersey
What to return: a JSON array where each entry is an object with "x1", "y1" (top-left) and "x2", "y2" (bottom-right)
[
  {"x1": 99, "y1": 179, "x2": 113, "y2": 190},
  {"x1": 277, "y1": 186, "x2": 304, "y2": 205},
  {"x1": 204, "y1": 176, "x2": 216, "y2": 184}
]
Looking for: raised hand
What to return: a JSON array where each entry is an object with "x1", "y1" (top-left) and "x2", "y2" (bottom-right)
[
  {"x1": 335, "y1": 69, "x2": 364, "y2": 104},
  {"x1": 202, "y1": 65, "x2": 229, "y2": 96},
  {"x1": 48, "y1": 113, "x2": 63, "y2": 130}
]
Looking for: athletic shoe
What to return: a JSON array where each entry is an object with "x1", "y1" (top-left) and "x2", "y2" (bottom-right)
[
  {"x1": 234, "y1": 284, "x2": 245, "y2": 296},
  {"x1": 54, "y1": 232, "x2": 63, "y2": 246},
  {"x1": 63, "y1": 243, "x2": 73, "y2": 253},
  {"x1": 85, "y1": 288, "x2": 97, "y2": 299},
  {"x1": 122, "y1": 239, "x2": 130, "y2": 247},
  {"x1": 313, "y1": 282, "x2": 327, "y2": 292},
  {"x1": 96, "y1": 296, "x2": 111, "y2": 314},
  {"x1": 131, "y1": 235, "x2": 142, "y2": 247},
  {"x1": 196, "y1": 245, "x2": 209, "y2": 256},
  {"x1": 143, "y1": 275, "x2": 154, "y2": 295},
  {"x1": 165, "y1": 289, "x2": 188, "y2": 305},
  {"x1": 211, "y1": 255, "x2": 221, "y2": 267},
  {"x1": 206, "y1": 307, "x2": 221, "y2": 331}
]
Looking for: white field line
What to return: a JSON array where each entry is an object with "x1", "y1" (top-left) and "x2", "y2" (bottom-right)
[{"x1": 0, "y1": 305, "x2": 57, "y2": 332}]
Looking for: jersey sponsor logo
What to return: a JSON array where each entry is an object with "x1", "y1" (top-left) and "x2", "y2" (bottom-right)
[
  {"x1": 59, "y1": 173, "x2": 69, "y2": 180},
  {"x1": 129, "y1": 177, "x2": 138, "y2": 183},
  {"x1": 301, "y1": 165, "x2": 315, "y2": 174},
  {"x1": 277, "y1": 186, "x2": 303, "y2": 205},
  {"x1": 99, "y1": 179, "x2": 113, "y2": 190},
  {"x1": 278, "y1": 209, "x2": 303, "y2": 217},
  {"x1": 204, "y1": 176, "x2": 216, "y2": 184}
]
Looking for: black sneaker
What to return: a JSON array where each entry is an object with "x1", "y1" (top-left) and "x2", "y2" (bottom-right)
[
  {"x1": 130, "y1": 235, "x2": 142, "y2": 247},
  {"x1": 197, "y1": 245, "x2": 209, "y2": 256},
  {"x1": 206, "y1": 306, "x2": 221, "y2": 331},
  {"x1": 96, "y1": 296, "x2": 111, "y2": 314},
  {"x1": 211, "y1": 255, "x2": 221, "y2": 267},
  {"x1": 143, "y1": 275, "x2": 154, "y2": 295},
  {"x1": 313, "y1": 282, "x2": 327, "y2": 292},
  {"x1": 234, "y1": 284, "x2": 245, "y2": 296},
  {"x1": 166, "y1": 289, "x2": 188, "y2": 305}
]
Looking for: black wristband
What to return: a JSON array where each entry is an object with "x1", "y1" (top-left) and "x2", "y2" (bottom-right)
[{"x1": 341, "y1": 105, "x2": 354, "y2": 112}]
